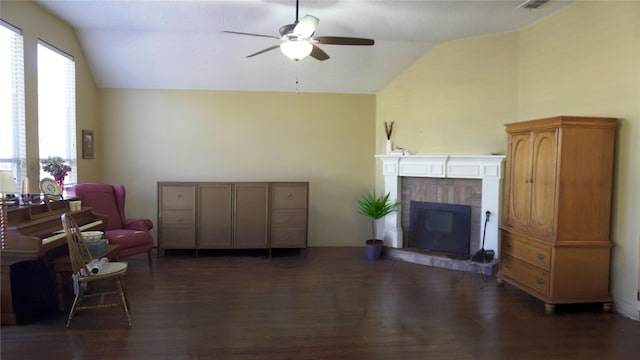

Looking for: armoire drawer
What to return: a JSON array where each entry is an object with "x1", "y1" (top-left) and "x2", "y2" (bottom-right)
[
  {"x1": 501, "y1": 233, "x2": 551, "y2": 271},
  {"x1": 500, "y1": 254, "x2": 550, "y2": 297}
]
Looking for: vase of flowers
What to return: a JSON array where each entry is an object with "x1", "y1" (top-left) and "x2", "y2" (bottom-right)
[{"x1": 40, "y1": 156, "x2": 71, "y2": 188}]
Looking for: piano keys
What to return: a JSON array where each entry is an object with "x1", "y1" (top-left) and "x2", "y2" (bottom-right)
[{"x1": 1, "y1": 199, "x2": 104, "y2": 324}]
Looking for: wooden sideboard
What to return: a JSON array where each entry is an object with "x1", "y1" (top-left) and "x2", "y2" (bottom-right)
[
  {"x1": 496, "y1": 116, "x2": 616, "y2": 313},
  {"x1": 157, "y1": 182, "x2": 308, "y2": 254}
]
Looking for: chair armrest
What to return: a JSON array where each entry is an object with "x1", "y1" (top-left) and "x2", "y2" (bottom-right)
[{"x1": 123, "y1": 218, "x2": 153, "y2": 231}]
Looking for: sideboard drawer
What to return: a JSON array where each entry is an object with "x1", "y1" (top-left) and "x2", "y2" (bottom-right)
[
  {"x1": 161, "y1": 210, "x2": 194, "y2": 225},
  {"x1": 500, "y1": 254, "x2": 550, "y2": 297},
  {"x1": 502, "y1": 233, "x2": 552, "y2": 271},
  {"x1": 271, "y1": 228, "x2": 307, "y2": 248},
  {"x1": 161, "y1": 185, "x2": 195, "y2": 209},
  {"x1": 271, "y1": 209, "x2": 306, "y2": 228},
  {"x1": 271, "y1": 183, "x2": 308, "y2": 209},
  {"x1": 160, "y1": 225, "x2": 195, "y2": 249}
]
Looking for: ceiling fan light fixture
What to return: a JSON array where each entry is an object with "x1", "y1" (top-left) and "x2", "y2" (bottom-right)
[
  {"x1": 280, "y1": 41, "x2": 313, "y2": 61},
  {"x1": 224, "y1": 0, "x2": 373, "y2": 61}
]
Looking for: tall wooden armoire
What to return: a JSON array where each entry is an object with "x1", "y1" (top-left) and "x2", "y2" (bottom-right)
[{"x1": 496, "y1": 116, "x2": 617, "y2": 313}]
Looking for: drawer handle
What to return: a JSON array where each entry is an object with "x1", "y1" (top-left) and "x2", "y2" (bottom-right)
[
  {"x1": 504, "y1": 242, "x2": 511, "y2": 249},
  {"x1": 536, "y1": 277, "x2": 545, "y2": 284},
  {"x1": 504, "y1": 263, "x2": 511, "y2": 269},
  {"x1": 537, "y1": 252, "x2": 545, "y2": 260}
]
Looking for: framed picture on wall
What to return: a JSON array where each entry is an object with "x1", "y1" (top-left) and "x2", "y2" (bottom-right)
[{"x1": 82, "y1": 129, "x2": 94, "y2": 159}]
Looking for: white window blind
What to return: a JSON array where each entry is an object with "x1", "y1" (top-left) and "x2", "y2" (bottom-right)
[
  {"x1": 37, "y1": 40, "x2": 77, "y2": 185},
  {"x1": 0, "y1": 20, "x2": 26, "y2": 189}
]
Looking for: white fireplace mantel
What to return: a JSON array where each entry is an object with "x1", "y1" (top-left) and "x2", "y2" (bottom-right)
[{"x1": 375, "y1": 154, "x2": 506, "y2": 255}]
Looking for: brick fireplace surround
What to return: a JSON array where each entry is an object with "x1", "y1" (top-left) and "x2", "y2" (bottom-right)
[{"x1": 375, "y1": 155, "x2": 505, "y2": 274}]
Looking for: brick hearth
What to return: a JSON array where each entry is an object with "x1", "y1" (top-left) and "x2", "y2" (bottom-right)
[{"x1": 384, "y1": 247, "x2": 499, "y2": 276}]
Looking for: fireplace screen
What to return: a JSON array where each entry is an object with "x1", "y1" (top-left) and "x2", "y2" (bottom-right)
[{"x1": 409, "y1": 201, "x2": 471, "y2": 257}]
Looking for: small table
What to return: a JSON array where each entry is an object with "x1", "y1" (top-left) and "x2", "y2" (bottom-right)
[{"x1": 52, "y1": 244, "x2": 121, "y2": 312}]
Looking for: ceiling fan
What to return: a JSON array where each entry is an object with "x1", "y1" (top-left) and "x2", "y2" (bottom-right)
[{"x1": 223, "y1": 0, "x2": 374, "y2": 61}]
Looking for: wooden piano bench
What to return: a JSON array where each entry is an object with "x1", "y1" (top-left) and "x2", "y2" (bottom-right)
[{"x1": 52, "y1": 244, "x2": 121, "y2": 312}]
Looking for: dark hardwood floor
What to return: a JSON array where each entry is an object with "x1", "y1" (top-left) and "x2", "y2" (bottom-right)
[{"x1": 2, "y1": 247, "x2": 639, "y2": 360}]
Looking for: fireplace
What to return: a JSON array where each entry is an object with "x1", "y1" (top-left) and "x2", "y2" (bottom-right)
[
  {"x1": 409, "y1": 201, "x2": 471, "y2": 257},
  {"x1": 375, "y1": 154, "x2": 505, "y2": 256}
]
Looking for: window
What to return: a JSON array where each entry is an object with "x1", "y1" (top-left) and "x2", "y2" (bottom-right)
[
  {"x1": 37, "y1": 40, "x2": 77, "y2": 185},
  {"x1": 0, "y1": 20, "x2": 26, "y2": 187}
]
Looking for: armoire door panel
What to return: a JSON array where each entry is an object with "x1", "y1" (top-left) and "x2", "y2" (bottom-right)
[
  {"x1": 505, "y1": 133, "x2": 531, "y2": 229},
  {"x1": 530, "y1": 130, "x2": 558, "y2": 235}
]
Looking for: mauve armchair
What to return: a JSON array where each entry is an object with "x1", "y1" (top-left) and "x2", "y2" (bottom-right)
[{"x1": 71, "y1": 183, "x2": 153, "y2": 265}]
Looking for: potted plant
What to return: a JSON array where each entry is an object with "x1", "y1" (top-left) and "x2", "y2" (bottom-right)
[{"x1": 357, "y1": 191, "x2": 399, "y2": 260}]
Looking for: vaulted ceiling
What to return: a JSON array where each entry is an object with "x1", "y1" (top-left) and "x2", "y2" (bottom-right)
[{"x1": 34, "y1": 0, "x2": 573, "y2": 94}]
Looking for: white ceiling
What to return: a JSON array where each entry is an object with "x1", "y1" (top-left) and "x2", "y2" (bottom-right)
[{"x1": 34, "y1": 0, "x2": 573, "y2": 94}]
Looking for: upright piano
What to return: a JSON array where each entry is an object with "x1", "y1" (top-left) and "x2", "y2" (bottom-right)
[{"x1": 1, "y1": 199, "x2": 104, "y2": 324}]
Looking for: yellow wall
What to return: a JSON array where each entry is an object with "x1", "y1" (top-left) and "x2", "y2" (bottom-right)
[
  {"x1": 2, "y1": 0, "x2": 103, "y2": 186},
  {"x1": 378, "y1": 1, "x2": 640, "y2": 319},
  {"x1": 99, "y1": 89, "x2": 376, "y2": 247},
  {"x1": 377, "y1": 31, "x2": 519, "y2": 157}
]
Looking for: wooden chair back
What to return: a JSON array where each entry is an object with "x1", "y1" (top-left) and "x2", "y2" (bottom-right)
[{"x1": 61, "y1": 213, "x2": 94, "y2": 276}]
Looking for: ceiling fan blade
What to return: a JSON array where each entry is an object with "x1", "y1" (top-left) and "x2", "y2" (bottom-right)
[
  {"x1": 246, "y1": 45, "x2": 281, "y2": 58},
  {"x1": 293, "y1": 15, "x2": 319, "y2": 38},
  {"x1": 309, "y1": 45, "x2": 329, "y2": 61},
  {"x1": 315, "y1": 36, "x2": 375, "y2": 46},
  {"x1": 223, "y1": 30, "x2": 280, "y2": 40}
]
